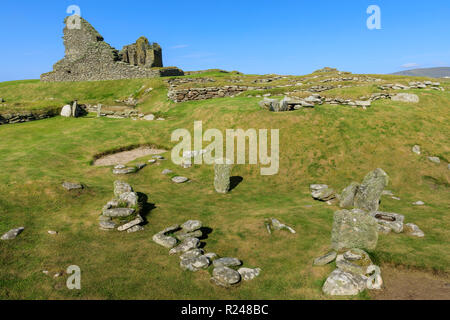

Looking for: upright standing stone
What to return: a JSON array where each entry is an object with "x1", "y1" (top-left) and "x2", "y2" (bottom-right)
[
  {"x1": 354, "y1": 168, "x2": 389, "y2": 212},
  {"x1": 97, "y1": 104, "x2": 102, "y2": 117},
  {"x1": 214, "y1": 158, "x2": 233, "y2": 194},
  {"x1": 331, "y1": 209, "x2": 379, "y2": 251}
]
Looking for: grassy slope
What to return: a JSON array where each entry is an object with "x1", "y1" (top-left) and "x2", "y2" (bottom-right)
[{"x1": 0, "y1": 73, "x2": 449, "y2": 299}]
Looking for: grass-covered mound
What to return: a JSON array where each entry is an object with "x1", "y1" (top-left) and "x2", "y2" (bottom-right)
[{"x1": 0, "y1": 71, "x2": 449, "y2": 299}]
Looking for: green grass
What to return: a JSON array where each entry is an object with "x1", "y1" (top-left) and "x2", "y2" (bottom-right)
[{"x1": 0, "y1": 72, "x2": 449, "y2": 299}]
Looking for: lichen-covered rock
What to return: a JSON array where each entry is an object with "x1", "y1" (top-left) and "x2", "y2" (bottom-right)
[
  {"x1": 1, "y1": 227, "x2": 25, "y2": 240},
  {"x1": 391, "y1": 93, "x2": 419, "y2": 103},
  {"x1": 118, "y1": 192, "x2": 138, "y2": 207},
  {"x1": 175, "y1": 230, "x2": 202, "y2": 241},
  {"x1": 354, "y1": 168, "x2": 389, "y2": 212},
  {"x1": 331, "y1": 209, "x2": 379, "y2": 251},
  {"x1": 180, "y1": 255, "x2": 210, "y2": 272},
  {"x1": 336, "y1": 249, "x2": 372, "y2": 275},
  {"x1": 181, "y1": 220, "x2": 202, "y2": 233},
  {"x1": 152, "y1": 225, "x2": 180, "y2": 248},
  {"x1": 211, "y1": 266, "x2": 241, "y2": 287},
  {"x1": 313, "y1": 251, "x2": 337, "y2": 266},
  {"x1": 371, "y1": 211, "x2": 404, "y2": 233},
  {"x1": 113, "y1": 166, "x2": 136, "y2": 175},
  {"x1": 213, "y1": 257, "x2": 242, "y2": 268},
  {"x1": 214, "y1": 159, "x2": 232, "y2": 194},
  {"x1": 311, "y1": 185, "x2": 336, "y2": 201},
  {"x1": 322, "y1": 269, "x2": 367, "y2": 296},
  {"x1": 102, "y1": 208, "x2": 135, "y2": 218},
  {"x1": 238, "y1": 268, "x2": 261, "y2": 281},
  {"x1": 403, "y1": 223, "x2": 425, "y2": 238},
  {"x1": 172, "y1": 176, "x2": 189, "y2": 184},
  {"x1": 428, "y1": 156, "x2": 441, "y2": 164},
  {"x1": 366, "y1": 265, "x2": 383, "y2": 290},
  {"x1": 99, "y1": 221, "x2": 116, "y2": 230},
  {"x1": 180, "y1": 249, "x2": 204, "y2": 260},
  {"x1": 114, "y1": 181, "x2": 133, "y2": 197},
  {"x1": 126, "y1": 225, "x2": 144, "y2": 233},
  {"x1": 62, "y1": 182, "x2": 83, "y2": 191},
  {"x1": 339, "y1": 182, "x2": 360, "y2": 208},
  {"x1": 169, "y1": 237, "x2": 200, "y2": 255},
  {"x1": 117, "y1": 215, "x2": 143, "y2": 231}
]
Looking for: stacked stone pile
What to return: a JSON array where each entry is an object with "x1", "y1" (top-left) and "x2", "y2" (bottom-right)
[
  {"x1": 379, "y1": 81, "x2": 444, "y2": 91},
  {"x1": 98, "y1": 181, "x2": 144, "y2": 233}
]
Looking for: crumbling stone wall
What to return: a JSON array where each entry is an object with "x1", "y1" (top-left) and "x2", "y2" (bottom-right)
[{"x1": 41, "y1": 17, "x2": 183, "y2": 82}]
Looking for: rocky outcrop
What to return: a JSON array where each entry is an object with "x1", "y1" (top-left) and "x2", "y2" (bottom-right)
[
  {"x1": 41, "y1": 17, "x2": 183, "y2": 82},
  {"x1": 0, "y1": 109, "x2": 59, "y2": 125}
]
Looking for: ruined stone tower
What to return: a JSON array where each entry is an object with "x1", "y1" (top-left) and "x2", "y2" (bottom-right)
[{"x1": 41, "y1": 17, "x2": 183, "y2": 82}]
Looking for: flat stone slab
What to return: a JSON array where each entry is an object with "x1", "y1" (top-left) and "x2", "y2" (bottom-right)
[
  {"x1": 404, "y1": 223, "x2": 425, "y2": 237},
  {"x1": 102, "y1": 208, "x2": 135, "y2": 218},
  {"x1": 113, "y1": 167, "x2": 136, "y2": 175},
  {"x1": 127, "y1": 225, "x2": 144, "y2": 233},
  {"x1": 153, "y1": 233, "x2": 178, "y2": 249},
  {"x1": 99, "y1": 221, "x2": 116, "y2": 230},
  {"x1": 172, "y1": 176, "x2": 189, "y2": 184},
  {"x1": 323, "y1": 269, "x2": 367, "y2": 296},
  {"x1": 314, "y1": 251, "x2": 337, "y2": 266},
  {"x1": 62, "y1": 182, "x2": 83, "y2": 191},
  {"x1": 181, "y1": 220, "x2": 202, "y2": 233},
  {"x1": 117, "y1": 215, "x2": 143, "y2": 231},
  {"x1": 1, "y1": 227, "x2": 25, "y2": 240},
  {"x1": 169, "y1": 237, "x2": 200, "y2": 255},
  {"x1": 180, "y1": 255, "x2": 210, "y2": 272}
]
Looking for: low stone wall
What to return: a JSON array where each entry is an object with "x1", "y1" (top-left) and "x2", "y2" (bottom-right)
[
  {"x1": 167, "y1": 86, "x2": 250, "y2": 103},
  {"x1": 0, "y1": 110, "x2": 59, "y2": 125}
]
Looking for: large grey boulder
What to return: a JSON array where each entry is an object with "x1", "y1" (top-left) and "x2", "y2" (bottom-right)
[
  {"x1": 1, "y1": 227, "x2": 25, "y2": 240},
  {"x1": 322, "y1": 269, "x2": 367, "y2": 296},
  {"x1": 172, "y1": 176, "x2": 189, "y2": 184},
  {"x1": 61, "y1": 105, "x2": 72, "y2": 117},
  {"x1": 211, "y1": 266, "x2": 241, "y2": 287},
  {"x1": 354, "y1": 168, "x2": 389, "y2": 212},
  {"x1": 403, "y1": 223, "x2": 425, "y2": 238},
  {"x1": 118, "y1": 191, "x2": 138, "y2": 207},
  {"x1": 214, "y1": 158, "x2": 233, "y2": 193},
  {"x1": 180, "y1": 255, "x2": 210, "y2": 272},
  {"x1": 391, "y1": 93, "x2": 419, "y2": 103},
  {"x1": 331, "y1": 209, "x2": 379, "y2": 251},
  {"x1": 339, "y1": 182, "x2": 360, "y2": 208}
]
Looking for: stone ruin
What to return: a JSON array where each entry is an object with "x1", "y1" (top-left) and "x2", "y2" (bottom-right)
[{"x1": 41, "y1": 17, "x2": 184, "y2": 82}]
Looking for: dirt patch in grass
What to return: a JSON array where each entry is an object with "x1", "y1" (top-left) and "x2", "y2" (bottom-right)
[
  {"x1": 93, "y1": 147, "x2": 167, "y2": 166},
  {"x1": 371, "y1": 265, "x2": 450, "y2": 300}
]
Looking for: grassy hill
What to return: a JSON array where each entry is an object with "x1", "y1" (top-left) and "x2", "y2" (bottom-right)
[
  {"x1": 0, "y1": 70, "x2": 449, "y2": 299},
  {"x1": 392, "y1": 67, "x2": 450, "y2": 78}
]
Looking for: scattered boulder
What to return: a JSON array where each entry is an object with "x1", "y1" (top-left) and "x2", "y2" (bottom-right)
[
  {"x1": 180, "y1": 255, "x2": 210, "y2": 272},
  {"x1": 354, "y1": 168, "x2": 389, "y2": 212},
  {"x1": 62, "y1": 182, "x2": 83, "y2": 191},
  {"x1": 313, "y1": 251, "x2": 337, "y2": 266},
  {"x1": 112, "y1": 165, "x2": 137, "y2": 175},
  {"x1": 412, "y1": 145, "x2": 421, "y2": 155},
  {"x1": 162, "y1": 169, "x2": 173, "y2": 175},
  {"x1": 391, "y1": 93, "x2": 420, "y2": 103},
  {"x1": 143, "y1": 114, "x2": 155, "y2": 121},
  {"x1": 214, "y1": 158, "x2": 233, "y2": 194},
  {"x1": 1, "y1": 227, "x2": 25, "y2": 240},
  {"x1": 211, "y1": 266, "x2": 241, "y2": 287},
  {"x1": 331, "y1": 209, "x2": 378, "y2": 251},
  {"x1": 339, "y1": 182, "x2": 360, "y2": 208},
  {"x1": 428, "y1": 156, "x2": 441, "y2": 164},
  {"x1": 172, "y1": 176, "x2": 189, "y2": 184},
  {"x1": 413, "y1": 201, "x2": 425, "y2": 206},
  {"x1": 60, "y1": 105, "x2": 72, "y2": 117},
  {"x1": 153, "y1": 225, "x2": 180, "y2": 249},
  {"x1": 238, "y1": 268, "x2": 261, "y2": 281},
  {"x1": 310, "y1": 184, "x2": 336, "y2": 201},
  {"x1": 403, "y1": 223, "x2": 425, "y2": 238},
  {"x1": 265, "y1": 218, "x2": 296, "y2": 234}
]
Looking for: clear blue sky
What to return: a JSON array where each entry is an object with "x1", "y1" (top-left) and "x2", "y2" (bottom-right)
[{"x1": 0, "y1": 0, "x2": 449, "y2": 81}]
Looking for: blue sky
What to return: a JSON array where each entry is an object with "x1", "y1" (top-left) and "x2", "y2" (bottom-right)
[{"x1": 0, "y1": 0, "x2": 449, "y2": 81}]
